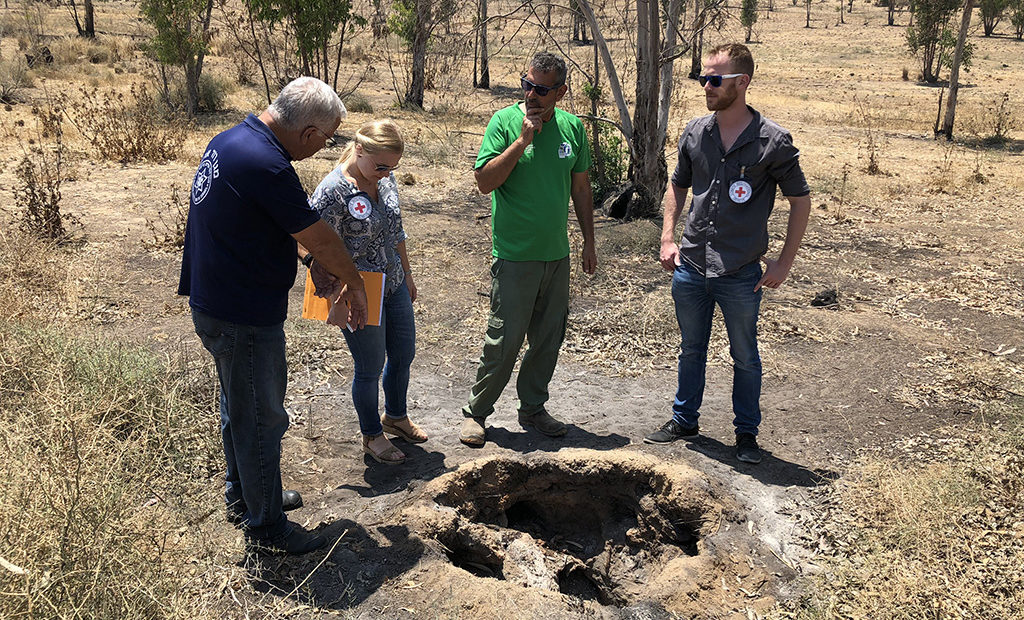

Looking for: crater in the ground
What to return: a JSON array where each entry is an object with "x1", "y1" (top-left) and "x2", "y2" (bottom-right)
[{"x1": 406, "y1": 450, "x2": 739, "y2": 610}]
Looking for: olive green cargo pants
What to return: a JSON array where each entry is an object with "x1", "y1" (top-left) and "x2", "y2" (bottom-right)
[{"x1": 462, "y1": 256, "x2": 570, "y2": 419}]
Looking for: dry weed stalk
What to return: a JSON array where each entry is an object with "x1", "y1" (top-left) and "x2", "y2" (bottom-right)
[
  {"x1": 62, "y1": 83, "x2": 187, "y2": 163},
  {"x1": 11, "y1": 100, "x2": 78, "y2": 242},
  {"x1": 143, "y1": 186, "x2": 189, "y2": 251}
]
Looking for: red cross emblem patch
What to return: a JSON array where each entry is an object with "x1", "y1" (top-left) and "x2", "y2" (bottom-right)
[
  {"x1": 729, "y1": 180, "x2": 752, "y2": 204},
  {"x1": 348, "y1": 195, "x2": 372, "y2": 220}
]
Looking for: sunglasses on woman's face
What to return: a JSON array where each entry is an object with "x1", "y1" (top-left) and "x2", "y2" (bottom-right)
[
  {"x1": 372, "y1": 161, "x2": 400, "y2": 173},
  {"x1": 521, "y1": 76, "x2": 562, "y2": 97},
  {"x1": 697, "y1": 73, "x2": 745, "y2": 88}
]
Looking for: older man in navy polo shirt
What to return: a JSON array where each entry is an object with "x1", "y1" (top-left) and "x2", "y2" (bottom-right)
[{"x1": 179, "y1": 77, "x2": 367, "y2": 555}]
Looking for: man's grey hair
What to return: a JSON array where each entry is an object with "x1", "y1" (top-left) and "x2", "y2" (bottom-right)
[
  {"x1": 530, "y1": 52, "x2": 567, "y2": 85},
  {"x1": 268, "y1": 77, "x2": 346, "y2": 131}
]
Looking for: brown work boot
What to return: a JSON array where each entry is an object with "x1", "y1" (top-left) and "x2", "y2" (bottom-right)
[
  {"x1": 459, "y1": 416, "x2": 486, "y2": 447},
  {"x1": 518, "y1": 409, "x2": 567, "y2": 437}
]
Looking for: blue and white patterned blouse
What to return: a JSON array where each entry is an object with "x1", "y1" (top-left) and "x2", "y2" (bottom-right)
[{"x1": 310, "y1": 168, "x2": 407, "y2": 295}]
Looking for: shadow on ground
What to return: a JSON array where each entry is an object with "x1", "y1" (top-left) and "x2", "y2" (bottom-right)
[
  {"x1": 337, "y1": 442, "x2": 450, "y2": 497},
  {"x1": 248, "y1": 520, "x2": 423, "y2": 610},
  {"x1": 684, "y1": 436, "x2": 838, "y2": 487},
  {"x1": 484, "y1": 423, "x2": 630, "y2": 453}
]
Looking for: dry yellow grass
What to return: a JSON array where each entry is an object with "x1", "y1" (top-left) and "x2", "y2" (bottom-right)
[
  {"x1": 782, "y1": 409, "x2": 1024, "y2": 619},
  {"x1": 1, "y1": 0, "x2": 1023, "y2": 617}
]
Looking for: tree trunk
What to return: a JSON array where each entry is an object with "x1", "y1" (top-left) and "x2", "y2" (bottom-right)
[
  {"x1": 185, "y1": 0, "x2": 215, "y2": 116},
  {"x1": 941, "y1": 0, "x2": 975, "y2": 139},
  {"x1": 576, "y1": 0, "x2": 634, "y2": 141},
  {"x1": 689, "y1": 0, "x2": 705, "y2": 78},
  {"x1": 247, "y1": 0, "x2": 272, "y2": 105},
  {"x1": 658, "y1": 0, "x2": 683, "y2": 140},
  {"x1": 806, "y1": 0, "x2": 811, "y2": 27},
  {"x1": 84, "y1": 0, "x2": 94, "y2": 37},
  {"x1": 922, "y1": 42, "x2": 938, "y2": 82},
  {"x1": 591, "y1": 42, "x2": 603, "y2": 192},
  {"x1": 630, "y1": 0, "x2": 667, "y2": 218},
  {"x1": 405, "y1": 0, "x2": 431, "y2": 108},
  {"x1": 334, "y1": 17, "x2": 350, "y2": 90},
  {"x1": 479, "y1": 0, "x2": 490, "y2": 88}
]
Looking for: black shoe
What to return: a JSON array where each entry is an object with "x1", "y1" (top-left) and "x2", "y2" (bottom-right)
[
  {"x1": 227, "y1": 490, "x2": 304, "y2": 526},
  {"x1": 246, "y1": 523, "x2": 326, "y2": 556},
  {"x1": 643, "y1": 419, "x2": 699, "y2": 444},
  {"x1": 736, "y1": 433, "x2": 762, "y2": 464}
]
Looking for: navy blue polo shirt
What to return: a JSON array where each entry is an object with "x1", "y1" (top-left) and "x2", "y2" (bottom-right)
[{"x1": 178, "y1": 114, "x2": 320, "y2": 326}]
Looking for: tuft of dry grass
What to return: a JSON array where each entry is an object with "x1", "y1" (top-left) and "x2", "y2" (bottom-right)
[
  {"x1": 785, "y1": 411, "x2": 1024, "y2": 619},
  {"x1": 0, "y1": 319, "x2": 230, "y2": 618},
  {"x1": 0, "y1": 225, "x2": 232, "y2": 618},
  {"x1": 0, "y1": 229, "x2": 68, "y2": 320}
]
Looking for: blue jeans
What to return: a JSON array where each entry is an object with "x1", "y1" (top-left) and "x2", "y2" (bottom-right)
[
  {"x1": 671, "y1": 261, "x2": 763, "y2": 436},
  {"x1": 341, "y1": 280, "x2": 416, "y2": 436},
  {"x1": 192, "y1": 309, "x2": 291, "y2": 541}
]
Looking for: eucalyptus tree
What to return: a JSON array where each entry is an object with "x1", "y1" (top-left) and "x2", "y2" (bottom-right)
[
  {"x1": 140, "y1": 0, "x2": 215, "y2": 116},
  {"x1": 979, "y1": 0, "x2": 1008, "y2": 35},
  {"x1": 576, "y1": 0, "x2": 725, "y2": 218},
  {"x1": 906, "y1": 0, "x2": 965, "y2": 83}
]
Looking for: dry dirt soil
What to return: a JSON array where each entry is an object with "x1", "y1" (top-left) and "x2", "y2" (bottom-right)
[{"x1": 2, "y1": 1, "x2": 1024, "y2": 618}]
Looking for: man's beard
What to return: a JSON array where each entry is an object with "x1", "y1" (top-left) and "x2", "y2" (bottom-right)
[{"x1": 705, "y1": 86, "x2": 738, "y2": 111}]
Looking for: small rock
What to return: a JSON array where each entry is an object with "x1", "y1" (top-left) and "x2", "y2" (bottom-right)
[{"x1": 811, "y1": 288, "x2": 838, "y2": 307}]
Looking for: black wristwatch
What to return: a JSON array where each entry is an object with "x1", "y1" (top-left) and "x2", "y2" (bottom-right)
[{"x1": 301, "y1": 253, "x2": 314, "y2": 268}]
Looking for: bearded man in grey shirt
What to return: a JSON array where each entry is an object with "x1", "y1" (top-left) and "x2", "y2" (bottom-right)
[{"x1": 643, "y1": 43, "x2": 812, "y2": 465}]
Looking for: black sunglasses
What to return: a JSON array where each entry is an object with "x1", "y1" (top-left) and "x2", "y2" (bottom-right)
[
  {"x1": 697, "y1": 73, "x2": 745, "y2": 88},
  {"x1": 521, "y1": 76, "x2": 563, "y2": 97}
]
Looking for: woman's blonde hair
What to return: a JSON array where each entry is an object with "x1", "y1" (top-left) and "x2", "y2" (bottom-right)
[{"x1": 340, "y1": 119, "x2": 404, "y2": 162}]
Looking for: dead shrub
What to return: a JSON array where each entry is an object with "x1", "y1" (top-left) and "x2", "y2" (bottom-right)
[
  {"x1": 144, "y1": 186, "x2": 189, "y2": 251},
  {"x1": 63, "y1": 83, "x2": 187, "y2": 163},
  {"x1": 13, "y1": 103, "x2": 77, "y2": 242}
]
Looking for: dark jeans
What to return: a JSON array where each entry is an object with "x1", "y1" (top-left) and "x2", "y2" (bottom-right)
[
  {"x1": 341, "y1": 280, "x2": 416, "y2": 436},
  {"x1": 671, "y1": 261, "x2": 763, "y2": 436},
  {"x1": 192, "y1": 309, "x2": 291, "y2": 541}
]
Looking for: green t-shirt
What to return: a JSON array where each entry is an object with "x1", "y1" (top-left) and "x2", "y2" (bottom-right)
[{"x1": 475, "y1": 103, "x2": 591, "y2": 261}]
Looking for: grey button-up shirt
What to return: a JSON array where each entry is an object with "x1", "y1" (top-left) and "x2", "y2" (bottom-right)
[{"x1": 671, "y1": 106, "x2": 809, "y2": 277}]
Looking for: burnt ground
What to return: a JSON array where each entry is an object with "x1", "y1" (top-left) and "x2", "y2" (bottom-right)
[
  {"x1": 3, "y1": 5, "x2": 1023, "y2": 616},
  {"x1": 25, "y1": 144, "x2": 1020, "y2": 618}
]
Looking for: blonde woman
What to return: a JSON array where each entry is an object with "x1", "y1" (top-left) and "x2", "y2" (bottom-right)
[{"x1": 307, "y1": 120, "x2": 424, "y2": 465}]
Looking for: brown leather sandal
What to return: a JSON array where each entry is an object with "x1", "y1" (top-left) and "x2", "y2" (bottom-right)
[
  {"x1": 381, "y1": 416, "x2": 428, "y2": 444},
  {"x1": 362, "y1": 434, "x2": 405, "y2": 465}
]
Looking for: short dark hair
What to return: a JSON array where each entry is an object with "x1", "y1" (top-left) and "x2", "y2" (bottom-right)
[
  {"x1": 530, "y1": 52, "x2": 567, "y2": 85},
  {"x1": 706, "y1": 43, "x2": 755, "y2": 80}
]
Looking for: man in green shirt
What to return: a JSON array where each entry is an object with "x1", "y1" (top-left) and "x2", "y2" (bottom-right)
[{"x1": 459, "y1": 52, "x2": 597, "y2": 447}]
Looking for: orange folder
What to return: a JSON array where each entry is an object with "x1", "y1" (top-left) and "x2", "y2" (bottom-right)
[{"x1": 301, "y1": 270, "x2": 385, "y2": 327}]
